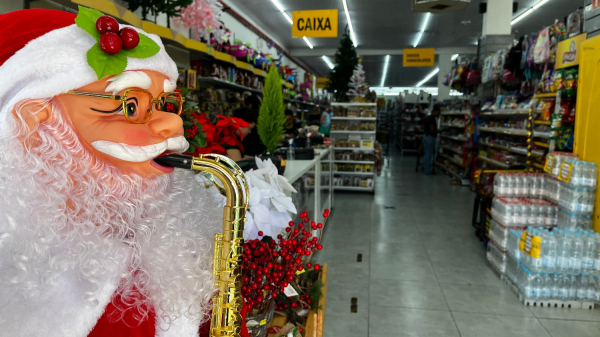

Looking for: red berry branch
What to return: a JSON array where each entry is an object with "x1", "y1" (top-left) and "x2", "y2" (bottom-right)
[{"x1": 241, "y1": 209, "x2": 330, "y2": 317}]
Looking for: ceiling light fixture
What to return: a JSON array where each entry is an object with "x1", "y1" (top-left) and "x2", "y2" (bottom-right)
[
  {"x1": 413, "y1": 13, "x2": 430, "y2": 48},
  {"x1": 417, "y1": 67, "x2": 439, "y2": 87},
  {"x1": 451, "y1": 54, "x2": 459, "y2": 61},
  {"x1": 303, "y1": 36, "x2": 314, "y2": 49},
  {"x1": 511, "y1": 0, "x2": 551, "y2": 25},
  {"x1": 342, "y1": 0, "x2": 358, "y2": 47},
  {"x1": 380, "y1": 55, "x2": 390, "y2": 87},
  {"x1": 282, "y1": 12, "x2": 293, "y2": 24},
  {"x1": 270, "y1": 0, "x2": 293, "y2": 24},
  {"x1": 322, "y1": 55, "x2": 334, "y2": 69}
]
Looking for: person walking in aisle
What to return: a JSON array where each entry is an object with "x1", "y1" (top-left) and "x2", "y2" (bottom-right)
[{"x1": 423, "y1": 104, "x2": 440, "y2": 175}]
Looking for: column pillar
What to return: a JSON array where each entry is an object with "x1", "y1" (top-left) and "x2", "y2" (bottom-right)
[
  {"x1": 437, "y1": 53, "x2": 452, "y2": 101},
  {"x1": 480, "y1": 0, "x2": 514, "y2": 58}
]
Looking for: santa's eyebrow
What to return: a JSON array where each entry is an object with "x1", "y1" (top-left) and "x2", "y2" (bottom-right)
[{"x1": 91, "y1": 97, "x2": 138, "y2": 114}]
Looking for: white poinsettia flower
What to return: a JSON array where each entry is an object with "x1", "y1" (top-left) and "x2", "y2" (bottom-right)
[
  {"x1": 241, "y1": 157, "x2": 297, "y2": 240},
  {"x1": 195, "y1": 158, "x2": 297, "y2": 241}
]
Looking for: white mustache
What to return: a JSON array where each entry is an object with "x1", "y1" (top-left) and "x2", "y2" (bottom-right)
[{"x1": 91, "y1": 136, "x2": 189, "y2": 163}]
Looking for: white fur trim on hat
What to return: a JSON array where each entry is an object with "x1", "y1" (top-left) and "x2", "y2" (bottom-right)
[{"x1": 0, "y1": 23, "x2": 178, "y2": 133}]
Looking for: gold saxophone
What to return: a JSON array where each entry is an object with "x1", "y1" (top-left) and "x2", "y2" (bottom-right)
[{"x1": 154, "y1": 154, "x2": 248, "y2": 337}]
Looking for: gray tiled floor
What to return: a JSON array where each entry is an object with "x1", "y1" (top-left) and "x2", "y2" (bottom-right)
[{"x1": 317, "y1": 151, "x2": 600, "y2": 336}]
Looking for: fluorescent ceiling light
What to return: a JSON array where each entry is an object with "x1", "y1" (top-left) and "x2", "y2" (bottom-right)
[
  {"x1": 451, "y1": 54, "x2": 459, "y2": 61},
  {"x1": 303, "y1": 36, "x2": 314, "y2": 49},
  {"x1": 413, "y1": 13, "x2": 430, "y2": 47},
  {"x1": 342, "y1": 0, "x2": 358, "y2": 47},
  {"x1": 322, "y1": 55, "x2": 334, "y2": 69},
  {"x1": 511, "y1": 0, "x2": 551, "y2": 25},
  {"x1": 380, "y1": 55, "x2": 390, "y2": 87},
  {"x1": 282, "y1": 12, "x2": 293, "y2": 24},
  {"x1": 270, "y1": 0, "x2": 285, "y2": 13},
  {"x1": 270, "y1": 0, "x2": 293, "y2": 24},
  {"x1": 416, "y1": 67, "x2": 439, "y2": 87}
]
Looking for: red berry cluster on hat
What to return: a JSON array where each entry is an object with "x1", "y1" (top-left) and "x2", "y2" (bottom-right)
[{"x1": 95, "y1": 16, "x2": 139, "y2": 54}]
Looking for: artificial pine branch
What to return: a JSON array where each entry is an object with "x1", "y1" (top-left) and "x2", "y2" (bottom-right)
[
  {"x1": 326, "y1": 26, "x2": 358, "y2": 102},
  {"x1": 258, "y1": 66, "x2": 286, "y2": 154}
]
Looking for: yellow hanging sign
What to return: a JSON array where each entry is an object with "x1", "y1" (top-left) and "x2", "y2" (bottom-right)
[
  {"x1": 555, "y1": 33, "x2": 588, "y2": 70},
  {"x1": 292, "y1": 10, "x2": 338, "y2": 38},
  {"x1": 315, "y1": 77, "x2": 329, "y2": 89},
  {"x1": 403, "y1": 48, "x2": 435, "y2": 67}
]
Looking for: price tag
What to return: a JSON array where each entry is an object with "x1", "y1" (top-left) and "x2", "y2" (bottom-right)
[
  {"x1": 283, "y1": 284, "x2": 299, "y2": 297},
  {"x1": 260, "y1": 319, "x2": 267, "y2": 326},
  {"x1": 558, "y1": 161, "x2": 573, "y2": 183}
]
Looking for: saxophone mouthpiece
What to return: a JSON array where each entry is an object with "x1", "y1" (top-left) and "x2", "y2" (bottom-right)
[{"x1": 153, "y1": 154, "x2": 194, "y2": 170}]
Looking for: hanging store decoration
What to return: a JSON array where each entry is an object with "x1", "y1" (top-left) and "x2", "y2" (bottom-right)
[{"x1": 292, "y1": 9, "x2": 338, "y2": 38}]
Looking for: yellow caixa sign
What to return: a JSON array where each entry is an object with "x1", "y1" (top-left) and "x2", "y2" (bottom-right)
[
  {"x1": 292, "y1": 10, "x2": 338, "y2": 38},
  {"x1": 556, "y1": 33, "x2": 588, "y2": 69},
  {"x1": 403, "y1": 48, "x2": 435, "y2": 67}
]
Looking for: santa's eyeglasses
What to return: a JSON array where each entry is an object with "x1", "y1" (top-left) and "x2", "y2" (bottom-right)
[{"x1": 66, "y1": 89, "x2": 184, "y2": 124}]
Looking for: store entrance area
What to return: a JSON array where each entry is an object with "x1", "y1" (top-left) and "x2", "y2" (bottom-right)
[{"x1": 317, "y1": 151, "x2": 600, "y2": 337}]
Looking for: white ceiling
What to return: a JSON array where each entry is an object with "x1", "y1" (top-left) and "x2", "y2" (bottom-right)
[{"x1": 229, "y1": 0, "x2": 584, "y2": 87}]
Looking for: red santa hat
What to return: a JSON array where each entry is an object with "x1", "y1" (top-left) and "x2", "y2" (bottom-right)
[{"x1": 0, "y1": 8, "x2": 178, "y2": 132}]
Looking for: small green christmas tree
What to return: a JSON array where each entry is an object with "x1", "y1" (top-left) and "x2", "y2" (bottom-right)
[
  {"x1": 258, "y1": 66, "x2": 286, "y2": 154},
  {"x1": 327, "y1": 27, "x2": 358, "y2": 102}
]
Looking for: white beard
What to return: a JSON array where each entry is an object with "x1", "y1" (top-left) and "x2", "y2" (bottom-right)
[{"x1": 0, "y1": 99, "x2": 222, "y2": 337}]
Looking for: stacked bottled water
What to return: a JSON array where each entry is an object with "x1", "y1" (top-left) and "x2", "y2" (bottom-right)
[
  {"x1": 502, "y1": 227, "x2": 600, "y2": 303},
  {"x1": 491, "y1": 197, "x2": 557, "y2": 227}
]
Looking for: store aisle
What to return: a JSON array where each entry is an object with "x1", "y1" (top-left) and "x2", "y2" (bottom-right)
[{"x1": 316, "y1": 150, "x2": 600, "y2": 337}]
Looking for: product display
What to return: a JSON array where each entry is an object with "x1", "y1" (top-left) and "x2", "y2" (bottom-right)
[{"x1": 3, "y1": 2, "x2": 599, "y2": 337}]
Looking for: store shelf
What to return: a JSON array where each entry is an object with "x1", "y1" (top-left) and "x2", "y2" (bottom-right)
[
  {"x1": 478, "y1": 127, "x2": 528, "y2": 137},
  {"x1": 435, "y1": 162, "x2": 463, "y2": 180},
  {"x1": 441, "y1": 124, "x2": 466, "y2": 129},
  {"x1": 196, "y1": 76, "x2": 262, "y2": 94},
  {"x1": 478, "y1": 155, "x2": 510, "y2": 169},
  {"x1": 333, "y1": 172, "x2": 375, "y2": 176},
  {"x1": 439, "y1": 153, "x2": 464, "y2": 168},
  {"x1": 441, "y1": 111, "x2": 468, "y2": 116},
  {"x1": 479, "y1": 142, "x2": 545, "y2": 157},
  {"x1": 534, "y1": 120, "x2": 551, "y2": 125},
  {"x1": 331, "y1": 117, "x2": 377, "y2": 121},
  {"x1": 534, "y1": 141, "x2": 549, "y2": 149},
  {"x1": 533, "y1": 163, "x2": 546, "y2": 170},
  {"x1": 334, "y1": 147, "x2": 375, "y2": 151},
  {"x1": 308, "y1": 171, "x2": 374, "y2": 176},
  {"x1": 441, "y1": 134, "x2": 468, "y2": 142},
  {"x1": 533, "y1": 131, "x2": 552, "y2": 139},
  {"x1": 480, "y1": 109, "x2": 530, "y2": 116},
  {"x1": 441, "y1": 145, "x2": 462, "y2": 155},
  {"x1": 330, "y1": 130, "x2": 377, "y2": 134},
  {"x1": 70, "y1": 0, "x2": 270, "y2": 77},
  {"x1": 535, "y1": 92, "x2": 557, "y2": 98},
  {"x1": 331, "y1": 102, "x2": 377, "y2": 107},
  {"x1": 331, "y1": 160, "x2": 375, "y2": 164},
  {"x1": 333, "y1": 186, "x2": 374, "y2": 192}
]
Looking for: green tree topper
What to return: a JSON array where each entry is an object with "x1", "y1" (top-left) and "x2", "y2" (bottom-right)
[
  {"x1": 258, "y1": 66, "x2": 286, "y2": 154},
  {"x1": 326, "y1": 26, "x2": 358, "y2": 102}
]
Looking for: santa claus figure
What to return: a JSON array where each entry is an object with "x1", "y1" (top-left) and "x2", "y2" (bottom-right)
[{"x1": 0, "y1": 7, "x2": 245, "y2": 337}]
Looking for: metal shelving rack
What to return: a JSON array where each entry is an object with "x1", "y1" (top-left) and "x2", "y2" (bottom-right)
[
  {"x1": 437, "y1": 110, "x2": 470, "y2": 184},
  {"x1": 328, "y1": 102, "x2": 378, "y2": 193},
  {"x1": 397, "y1": 102, "x2": 429, "y2": 155}
]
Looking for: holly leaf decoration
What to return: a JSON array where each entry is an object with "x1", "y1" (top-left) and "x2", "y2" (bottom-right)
[
  {"x1": 75, "y1": 6, "x2": 104, "y2": 40},
  {"x1": 120, "y1": 32, "x2": 160, "y2": 59},
  {"x1": 87, "y1": 43, "x2": 128, "y2": 79}
]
